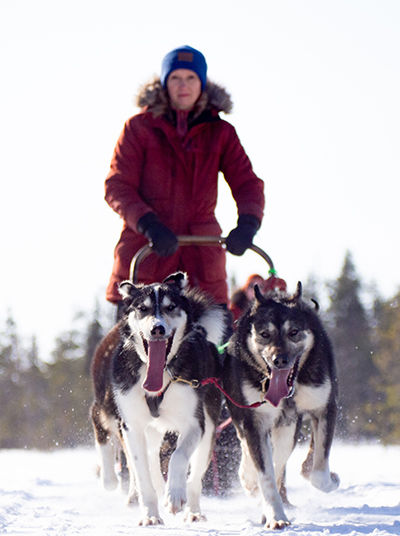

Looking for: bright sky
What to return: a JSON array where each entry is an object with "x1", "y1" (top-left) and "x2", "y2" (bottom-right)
[{"x1": 1, "y1": 0, "x2": 399, "y2": 356}]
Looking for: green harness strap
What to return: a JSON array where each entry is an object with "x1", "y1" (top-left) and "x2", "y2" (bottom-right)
[{"x1": 217, "y1": 342, "x2": 229, "y2": 355}]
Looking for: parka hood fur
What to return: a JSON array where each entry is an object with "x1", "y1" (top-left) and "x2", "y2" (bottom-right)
[{"x1": 135, "y1": 78, "x2": 233, "y2": 119}]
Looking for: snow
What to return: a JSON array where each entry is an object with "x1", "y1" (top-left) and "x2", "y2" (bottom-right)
[{"x1": 1, "y1": 443, "x2": 399, "y2": 535}]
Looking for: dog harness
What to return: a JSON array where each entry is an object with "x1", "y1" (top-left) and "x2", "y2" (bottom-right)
[{"x1": 166, "y1": 367, "x2": 268, "y2": 410}]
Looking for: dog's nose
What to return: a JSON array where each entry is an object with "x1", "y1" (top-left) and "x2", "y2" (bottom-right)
[
  {"x1": 273, "y1": 354, "x2": 290, "y2": 368},
  {"x1": 151, "y1": 324, "x2": 166, "y2": 337}
]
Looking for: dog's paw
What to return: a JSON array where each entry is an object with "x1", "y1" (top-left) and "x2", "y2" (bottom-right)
[
  {"x1": 138, "y1": 515, "x2": 164, "y2": 526},
  {"x1": 262, "y1": 514, "x2": 290, "y2": 530},
  {"x1": 166, "y1": 488, "x2": 187, "y2": 514},
  {"x1": 310, "y1": 470, "x2": 340, "y2": 492},
  {"x1": 184, "y1": 510, "x2": 206, "y2": 523},
  {"x1": 266, "y1": 519, "x2": 291, "y2": 530}
]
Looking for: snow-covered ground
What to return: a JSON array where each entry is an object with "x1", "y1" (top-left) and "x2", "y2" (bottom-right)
[{"x1": 0, "y1": 443, "x2": 399, "y2": 535}]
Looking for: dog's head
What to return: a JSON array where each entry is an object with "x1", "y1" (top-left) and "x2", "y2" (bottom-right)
[
  {"x1": 243, "y1": 282, "x2": 316, "y2": 406},
  {"x1": 118, "y1": 272, "x2": 189, "y2": 393}
]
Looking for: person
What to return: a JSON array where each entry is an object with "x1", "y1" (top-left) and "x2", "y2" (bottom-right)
[
  {"x1": 229, "y1": 273, "x2": 265, "y2": 321},
  {"x1": 230, "y1": 272, "x2": 288, "y2": 321},
  {"x1": 104, "y1": 45, "x2": 265, "y2": 316}
]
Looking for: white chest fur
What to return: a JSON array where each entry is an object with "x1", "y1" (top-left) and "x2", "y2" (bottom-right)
[
  {"x1": 294, "y1": 380, "x2": 332, "y2": 413},
  {"x1": 115, "y1": 379, "x2": 198, "y2": 436},
  {"x1": 242, "y1": 380, "x2": 282, "y2": 423}
]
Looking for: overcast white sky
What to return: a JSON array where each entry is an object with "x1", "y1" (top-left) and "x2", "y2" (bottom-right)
[{"x1": 1, "y1": 0, "x2": 399, "y2": 356}]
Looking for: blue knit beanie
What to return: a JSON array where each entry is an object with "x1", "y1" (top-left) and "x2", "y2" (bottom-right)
[{"x1": 161, "y1": 46, "x2": 207, "y2": 90}]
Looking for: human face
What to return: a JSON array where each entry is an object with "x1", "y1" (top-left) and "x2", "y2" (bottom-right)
[{"x1": 166, "y1": 69, "x2": 202, "y2": 111}]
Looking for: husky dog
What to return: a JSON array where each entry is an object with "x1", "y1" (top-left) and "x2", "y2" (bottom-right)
[
  {"x1": 91, "y1": 272, "x2": 226, "y2": 525},
  {"x1": 222, "y1": 282, "x2": 339, "y2": 529}
]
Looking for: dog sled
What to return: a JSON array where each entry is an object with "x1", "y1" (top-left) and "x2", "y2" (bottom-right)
[{"x1": 129, "y1": 235, "x2": 283, "y2": 496}]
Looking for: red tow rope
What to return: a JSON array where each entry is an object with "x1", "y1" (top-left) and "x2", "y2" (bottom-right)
[{"x1": 200, "y1": 377, "x2": 265, "y2": 409}]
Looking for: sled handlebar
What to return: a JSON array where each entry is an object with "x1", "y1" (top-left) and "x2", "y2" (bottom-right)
[{"x1": 129, "y1": 235, "x2": 275, "y2": 283}]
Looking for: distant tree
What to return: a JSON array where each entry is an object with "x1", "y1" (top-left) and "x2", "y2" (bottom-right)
[
  {"x1": 45, "y1": 319, "x2": 94, "y2": 448},
  {"x1": 0, "y1": 313, "x2": 26, "y2": 447},
  {"x1": 326, "y1": 252, "x2": 377, "y2": 438},
  {"x1": 45, "y1": 301, "x2": 113, "y2": 447},
  {"x1": 367, "y1": 291, "x2": 400, "y2": 443},
  {"x1": 0, "y1": 313, "x2": 22, "y2": 373},
  {"x1": 0, "y1": 299, "x2": 116, "y2": 449},
  {"x1": 17, "y1": 337, "x2": 51, "y2": 448}
]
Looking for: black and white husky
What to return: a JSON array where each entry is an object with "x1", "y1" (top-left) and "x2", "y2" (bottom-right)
[
  {"x1": 222, "y1": 282, "x2": 339, "y2": 529},
  {"x1": 91, "y1": 272, "x2": 226, "y2": 525}
]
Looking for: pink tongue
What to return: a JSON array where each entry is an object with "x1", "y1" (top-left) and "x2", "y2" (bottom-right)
[
  {"x1": 264, "y1": 368, "x2": 291, "y2": 407},
  {"x1": 142, "y1": 340, "x2": 167, "y2": 392}
]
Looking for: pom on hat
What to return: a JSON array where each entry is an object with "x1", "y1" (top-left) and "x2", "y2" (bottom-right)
[{"x1": 161, "y1": 45, "x2": 207, "y2": 90}]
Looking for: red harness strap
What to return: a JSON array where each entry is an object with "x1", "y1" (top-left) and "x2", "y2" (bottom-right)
[
  {"x1": 167, "y1": 369, "x2": 266, "y2": 409},
  {"x1": 200, "y1": 377, "x2": 265, "y2": 409}
]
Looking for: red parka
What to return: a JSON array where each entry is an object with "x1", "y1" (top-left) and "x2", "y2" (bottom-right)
[{"x1": 105, "y1": 79, "x2": 264, "y2": 304}]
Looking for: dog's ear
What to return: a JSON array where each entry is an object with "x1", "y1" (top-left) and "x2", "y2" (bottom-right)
[
  {"x1": 118, "y1": 280, "x2": 139, "y2": 301},
  {"x1": 293, "y1": 281, "x2": 303, "y2": 301},
  {"x1": 311, "y1": 298, "x2": 319, "y2": 311},
  {"x1": 163, "y1": 272, "x2": 188, "y2": 291},
  {"x1": 254, "y1": 284, "x2": 267, "y2": 304}
]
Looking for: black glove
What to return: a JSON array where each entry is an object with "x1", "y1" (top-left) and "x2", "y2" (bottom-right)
[
  {"x1": 225, "y1": 214, "x2": 260, "y2": 256},
  {"x1": 137, "y1": 212, "x2": 178, "y2": 257}
]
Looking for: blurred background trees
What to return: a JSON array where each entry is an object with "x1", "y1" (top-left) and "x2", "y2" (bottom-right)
[
  {"x1": 0, "y1": 251, "x2": 399, "y2": 449},
  {"x1": 324, "y1": 252, "x2": 377, "y2": 438},
  {"x1": 0, "y1": 305, "x2": 110, "y2": 449}
]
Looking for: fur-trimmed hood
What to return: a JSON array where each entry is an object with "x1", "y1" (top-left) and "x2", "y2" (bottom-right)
[{"x1": 135, "y1": 78, "x2": 233, "y2": 119}]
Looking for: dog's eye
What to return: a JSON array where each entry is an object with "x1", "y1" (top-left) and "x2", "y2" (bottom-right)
[
  {"x1": 260, "y1": 331, "x2": 271, "y2": 340},
  {"x1": 136, "y1": 304, "x2": 148, "y2": 312},
  {"x1": 166, "y1": 303, "x2": 176, "y2": 312},
  {"x1": 289, "y1": 329, "x2": 299, "y2": 338}
]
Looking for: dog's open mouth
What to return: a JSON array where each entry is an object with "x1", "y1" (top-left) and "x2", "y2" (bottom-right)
[
  {"x1": 264, "y1": 358, "x2": 300, "y2": 407},
  {"x1": 141, "y1": 333, "x2": 174, "y2": 393}
]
